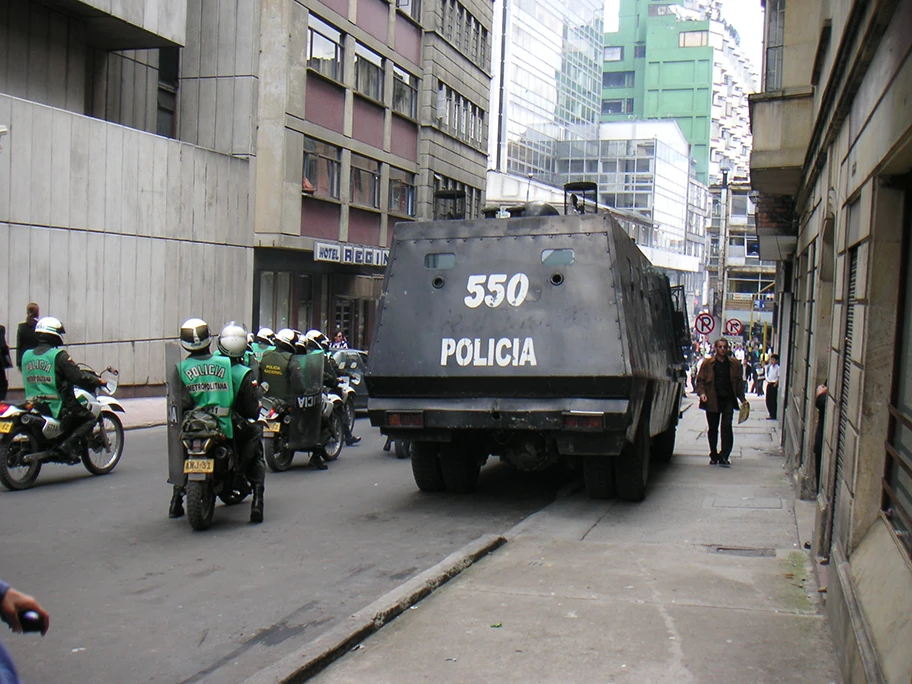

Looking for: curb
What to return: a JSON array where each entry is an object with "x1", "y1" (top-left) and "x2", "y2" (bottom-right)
[
  {"x1": 245, "y1": 533, "x2": 507, "y2": 684},
  {"x1": 124, "y1": 421, "x2": 166, "y2": 431}
]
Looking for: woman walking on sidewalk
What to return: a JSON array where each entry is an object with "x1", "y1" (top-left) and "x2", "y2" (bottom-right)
[{"x1": 696, "y1": 338, "x2": 746, "y2": 467}]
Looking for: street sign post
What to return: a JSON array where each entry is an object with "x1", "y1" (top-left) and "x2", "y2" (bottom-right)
[
  {"x1": 725, "y1": 318, "x2": 743, "y2": 336},
  {"x1": 695, "y1": 312, "x2": 715, "y2": 336}
]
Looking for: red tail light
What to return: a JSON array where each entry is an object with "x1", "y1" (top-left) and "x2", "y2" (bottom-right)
[
  {"x1": 563, "y1": 413, "x2": 604, "y2": 430},
  {"x1": 387, "y1": 411, "x2": 424, "y2": 428},
  {"x1": 0, "y1": 403, "x2": 9, "y2": 414}
]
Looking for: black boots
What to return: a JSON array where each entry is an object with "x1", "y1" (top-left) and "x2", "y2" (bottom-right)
[
  {"x1": 169, "y1": 486, "x2": 185, "y2": 518},
  {"x1": 250, "y1": 485, "x2": 265, "y2": 523},
  {"x1": 309, "y1": 453, "x2": 328, "y2": 470}
]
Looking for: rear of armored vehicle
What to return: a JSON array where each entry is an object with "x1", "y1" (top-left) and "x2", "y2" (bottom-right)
[{"x1": 367, "y1": 213, "x2": 684, "y2": 500}]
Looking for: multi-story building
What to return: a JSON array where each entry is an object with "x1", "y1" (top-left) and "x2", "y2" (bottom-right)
[
  {"x1": 554, "y1": 120, "x2": 709, "y2": 311},
  {"x1": 706, "y1": 179, "x2": 776, "y2": 340},
  {"x1": 602, "y1": 0, "x2": 757, "y2": 184},
  {"x1": 749, "y1": 0, "x2": 912, "y2": 680},
  {"x1": 487, "y1": 0, "x2": 603, "y2": 187},
  {"x1": 0, "y1": 0, "x2": 491, "y2": 391}
]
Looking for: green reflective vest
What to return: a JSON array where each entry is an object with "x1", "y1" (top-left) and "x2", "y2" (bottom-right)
[
  {"x1": 253, "y1": 343, "x2": 274, "y2": 362},
  {"x1": 22, "y1": 348, "x2": 64, "y2": 418},
  {"x1": 179, "y1": 354, "x2": 235, "y2": 438},
  {"x1": 230, "y1": 363, "x2": 251, "y2": 401},
  {"x1": 260, "y1": 349, "x2": 292, "y2": 402}
]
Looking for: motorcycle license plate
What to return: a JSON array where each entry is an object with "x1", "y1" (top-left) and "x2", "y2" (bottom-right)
[
  {"x1": 183, "y1": 459, "x2": 214, "y2": 474},
  {"x1": 0, "y1": 421, "x2": 12, "y2": 434},
  {"x1": 267, "y1": 421, "x2": 281, "y2": 433}
]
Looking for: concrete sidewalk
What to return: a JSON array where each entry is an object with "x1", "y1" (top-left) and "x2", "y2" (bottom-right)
[
  {"x1": 115, "y1": 396, "x2": 166, "y2": 430},
  {"x1": 292, "y1": 395, "x2": 841, "y2": 683}
]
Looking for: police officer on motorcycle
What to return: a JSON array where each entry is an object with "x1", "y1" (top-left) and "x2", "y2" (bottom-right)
[
  {"x1": 305, "y1": 330, "x2": 361, "y2": 447},
  {"x1": 216, "y1": 323, "x2": 266, "y2": 523},
  {"x1": 21, "y1": 317, "x2": 106, "y2": 461},
  {"x1": 252, "y1": 328, "x2": 276, "y2": 363},
  {"x1": 259, "y1": 329, "x2": 295, "y2": 403},
  {"x1": 169, "y1": 319, "x2": 266, "y2": 522}
]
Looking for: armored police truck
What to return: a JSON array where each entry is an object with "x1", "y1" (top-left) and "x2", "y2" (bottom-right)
[{"x1": 366, "y1": 210, "x2": 689, "y2": 501}]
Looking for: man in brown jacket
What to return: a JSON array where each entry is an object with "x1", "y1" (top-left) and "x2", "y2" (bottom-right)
[{"x1": 696, "y1": 338, "x2": 746, "y2": 467}]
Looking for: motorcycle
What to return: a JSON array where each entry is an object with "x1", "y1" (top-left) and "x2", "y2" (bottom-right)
[
  {"x1": 180, "y1": 408, "x2": 253, "y2": 531},
  {"x1": 259, "y1": 353, "x2": 344, "y2": 472},
  {"x1": 0, "y1": 367, "x2": 125, "y2": 490}
]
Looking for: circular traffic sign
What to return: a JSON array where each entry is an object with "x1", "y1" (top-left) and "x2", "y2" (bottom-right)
[
  {"x1": 725, "y1": 318, "x2": 743, "y2": 335},
  {"x1": 695, "y1": 313, "x2": 714, "y2": 335}
]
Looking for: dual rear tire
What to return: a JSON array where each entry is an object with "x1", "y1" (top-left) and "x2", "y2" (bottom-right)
[
  {"x1": 584, "y1": 419, "x2": 672, "y2": 502},
  {"x1": 410, "y1": 441, "x2": 481, "y2": 494}
]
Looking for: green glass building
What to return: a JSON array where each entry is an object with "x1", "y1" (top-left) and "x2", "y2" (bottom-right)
[{"x1": 602, "y1": 0, "x2": 756, "y2": 186}]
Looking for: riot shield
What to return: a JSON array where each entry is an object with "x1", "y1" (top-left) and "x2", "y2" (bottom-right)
[
  {"x1": 288, "y1": 352, "x2": 323, "y2": 450},
  {"x1": 165, "y1": 342, "x2": 186, "y2": 486}
]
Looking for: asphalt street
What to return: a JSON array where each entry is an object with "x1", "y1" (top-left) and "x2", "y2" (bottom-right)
[{"x1": 0, "y1": 421, "x2": 569, "y2": 683}]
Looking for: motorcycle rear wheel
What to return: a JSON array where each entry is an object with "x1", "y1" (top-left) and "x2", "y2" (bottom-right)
[
  {"x1": 186, "y1": 480, "x2": 215, "y2": 531},
  {"x1": 343, "y1": 399, "x2": 355, "y2": 434},
  {"x1": 264, "y1": 436, "x2": 293, "y2": 472},
  {"x1": 82, "y1": 413, "x2": 125, "y2": 475},
  {"x1": 319, "y1": 411, "x2": 344, "y2": 461},
  {"x1": 0, "y1": 428, "x2": 42, "y2": 491}
]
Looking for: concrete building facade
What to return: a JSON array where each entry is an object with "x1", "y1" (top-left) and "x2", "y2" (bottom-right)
[
  {"x1": 602, "y1": 0, "x2": 757, "y2": 185},
  {"x1": 1, "y1": 0, "x2": 491, "y2": 391},
  {"x1": 749, "y1": 0, "x2": 912, "y2": 680},
  {"x1": 0, "y1": 0, "x2": 253, "y2": 393}
]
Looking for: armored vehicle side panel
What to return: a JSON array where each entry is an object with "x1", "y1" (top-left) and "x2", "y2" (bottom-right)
[{"x1": 367, "y1": 213, "x2": 686, "y2": 500}]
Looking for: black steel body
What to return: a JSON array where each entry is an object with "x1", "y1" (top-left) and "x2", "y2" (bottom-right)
[{"x1": 366, "y1": 213, "x2": 687, "y2": 498}]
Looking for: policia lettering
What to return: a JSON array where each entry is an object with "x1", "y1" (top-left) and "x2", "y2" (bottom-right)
[
  {"x1": 22, "y1": 348, "x2": 64, "y2": 417},
  {"x1": 178, "y1": 355, "x2": 235, "y2": 438},
  {"x1": 441, "y1": 337, "x2": 537, "y2": 367}
]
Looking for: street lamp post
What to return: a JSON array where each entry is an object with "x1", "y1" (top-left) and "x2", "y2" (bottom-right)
[{"x1": 719, "y1": 159, "x2": 732, "y2": 335}]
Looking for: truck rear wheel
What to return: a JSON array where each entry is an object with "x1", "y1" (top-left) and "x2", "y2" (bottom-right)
[
  {"x1": 439, "y1": 443, "x2": 480, "y2": 494},
  {"x1": 615, "y1": 421, "x2": 650, "y2": 502},
  {"x1": 651, "y1": 425, "x2": 676, "y2": 462},
  {"x1": 583, "y1": 456, "x2": 616, "y2": 499},
  {"x1": 410, "y1": 442, "x2": 445, "y2": 492}
]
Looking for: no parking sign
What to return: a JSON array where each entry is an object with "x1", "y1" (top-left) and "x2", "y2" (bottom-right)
[{"x1": 695, "y1": 313, "x2": 715, "y2": 336}]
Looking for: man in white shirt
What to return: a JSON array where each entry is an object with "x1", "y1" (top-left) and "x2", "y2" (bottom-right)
[{"x1": 765, "y1": 354, "x2": 780, "y2": 419}]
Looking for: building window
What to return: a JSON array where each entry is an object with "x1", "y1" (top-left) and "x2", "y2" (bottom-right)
[
  {"x1": 634, "y1": 45, "x2": 646, "y2": 58},
  {"x1": 765, "y1": 0, "x2": 785, "y2": 90},
  {"x1": 603, "y1": 71, "x2": 634, "y2": 88},
  {"x1": 604, "y1": 46, "x2": 623, "y2": 62},
  {"x1": 308, "y1": 16, "x2": 344, "y2": 82},
  {"x1": 156, "y1": 47, "x2": 179, "y2": 138},
  {"x1": 350, "y1": 154, "x2": 380, "y2": 208},
  {"x1": 648, "y1": 3, "x2": 671, "y2": 15},
  {"x1": 884, "y1": 217, "x2": 912, "y2": 558},
  {"x1": 392, "y1": 66, "x2": 418, "y2": 119},
  {"x1": 679, "y1": 30, "x2": 709, "y2": 47},
  {"x1": 602, "y1": 99, "x2": 624, "y2": 114},
  {"x1": 354, "y1": 43, "x2": 384, "y2": 101},
  {"x1": 302, "y1": 137, "x2": 341, "y2": 199},
  {"x1": 388, "y1": 167, "x2": 416, "y2": 216},
  {"x1": 395, "y1": 0, "x2": 421, "y2": 21}
]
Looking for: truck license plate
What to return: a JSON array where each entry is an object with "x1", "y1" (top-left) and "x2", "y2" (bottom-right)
[
  {"x1": 0, "y1": 421, "x2": 12, "y2": 434},
  {"x1": 183, "y1": 459, "x2": 214, "y2": 474},
  {"x1": 266, "y1": 421, "x2": 281, "y2": 433}
]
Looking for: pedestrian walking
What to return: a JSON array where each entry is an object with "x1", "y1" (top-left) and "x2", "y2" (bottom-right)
[
  {"x1": 765, "y1": 354, "x2": 780, "y2": 419},
  {"x1": 743, "y1": 357, "x2": 755, "y2": 394},
  {"x1": 0, "y1": 324, "x2": 12, "y2": 400},
  {"x1": 696, "y1": 338, "x2": 746, "y2": 467},
  {"x1": 15, "y1": 303, "x2": 40, "y2": 370}
]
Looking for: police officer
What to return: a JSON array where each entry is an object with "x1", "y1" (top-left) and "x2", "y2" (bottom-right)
[
  {"x1": 21, "y1": 317, "x2": 106, "y2": 461},
  {"x1": 305, "y1": 330, "x2": 361, "y2": 447},
  {"x1": 169, "y1": 317, "x2": 218, "y2": 518},
  {"x1": 252, "y1": 328, "x2": 276, "y2": 362},
  {"x1": 259, "y1": 328, "x2": 295, "y2": 404},
  {"x1": 216, "y1": 323, "x2": 266, "y2": 523}
]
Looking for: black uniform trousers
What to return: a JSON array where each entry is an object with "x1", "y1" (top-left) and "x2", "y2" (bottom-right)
[{"x1": 233, "y1": 416, "x2": 266, "y2": 486}]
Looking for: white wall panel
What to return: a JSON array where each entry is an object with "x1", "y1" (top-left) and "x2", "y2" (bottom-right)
[
  {"x1": 67, "y1": 229, "x2": 88, "y2": 342},
  {"x1": 0, "y1": 97, "x2": 11, "y2": 222},
  {"x1": 50, "y1": 110, "x2": 72, "y2": 227},
  {"x1": 217, "y1": 0, "x2": 237, "y2": 77},
  {"x1": 9, "y1": 99, "x2": 32, "y2": 224},
  {"x1": 104, "y1": 125, "x2": 123, "y2": 233},
  {"x1": 68, "y1": 114, "x2": 89, "y2": 230},
  {"x1": 28, "y1": 104, "x2": 52, "y2": 226},
  {"x1": 135, "y1": 132, "x2": 153, "y2": 236},
  {"x1": 87, "y1": 118, "x2": 106, "y2": 230},
  {"x1": 0, "y1": 223, "x2": 9, "y2": 328},
  {"x1": 46, "y1": 227, "x2": 70, "y2": 325},
  {"x1": 28, "y1": 227, "x2": 51, "y2": 310},
  {"x1": 120, "y1": 128, "x2": 139, "y2": 232}
]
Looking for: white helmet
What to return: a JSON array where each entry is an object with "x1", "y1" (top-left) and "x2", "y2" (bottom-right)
[
  {"x1": 256, "y1": 327, "x2": 275, "y2": 345},
  {"x1": 305, "y1": 329, "x2": 329, "y2": 352},
  {"x1": 274, "y1": 328, "x2": 296, "y2": 353},
  {"x1": 217, "y1": 322, "x2": 248, "y2": 358},
  {"x1": 36, "y1": 317, "x2": 66, "y2": 345},
  {"x1": 180, "y1": 318, "x2": 211, "y2": 352}
]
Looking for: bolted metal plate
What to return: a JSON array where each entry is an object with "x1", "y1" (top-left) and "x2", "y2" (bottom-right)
[{"x1": 710, "y1": 546, "x2": 776, "y2": 557}]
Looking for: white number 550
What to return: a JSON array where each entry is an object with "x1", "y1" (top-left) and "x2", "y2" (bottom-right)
[{"x1": 464, "y1": 273, "x2": 529, "y2": 308}]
